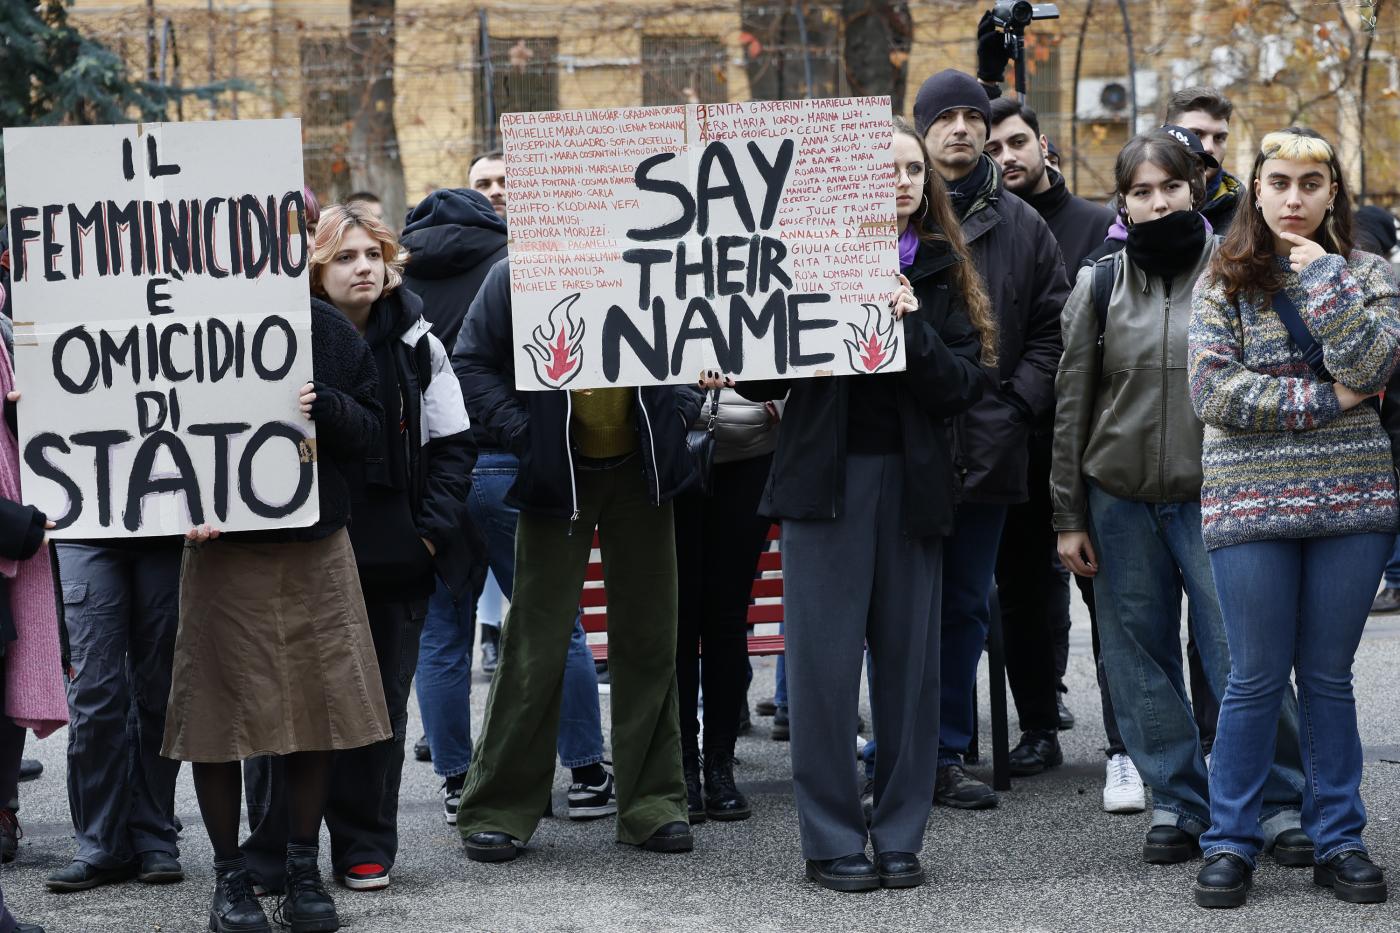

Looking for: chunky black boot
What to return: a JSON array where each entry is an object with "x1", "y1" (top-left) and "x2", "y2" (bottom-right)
[
  {"x1": 1193, "y1": 852, "x2": 1252, "y2": 909},
  {"x1": 683, "y1": 752, "x2": 706, "y2": 824},
  {"x1": 277, "y1": 845, "x2": 339, "y2": 933},
  {"x1": 702, "y1": 748, "x2": 751, "y2": 822},
  {"x1": 209, "y1": 857, "x2": 271, "y2": 933},
  {"x1": 1314, "y1": 850, "x2": 1387, "y2": 903}
]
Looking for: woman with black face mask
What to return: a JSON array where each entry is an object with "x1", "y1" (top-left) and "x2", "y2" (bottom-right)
[{"x1": 1050, "y1": 130, "x2": 1308, "y2": 871}]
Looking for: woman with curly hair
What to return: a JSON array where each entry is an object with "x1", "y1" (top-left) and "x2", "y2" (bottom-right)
[{"x1": 1188, "y1": 127, "x2": 1400, "y2": 909}]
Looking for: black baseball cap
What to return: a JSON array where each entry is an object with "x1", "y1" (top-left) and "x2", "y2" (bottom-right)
[{"x1": 1159, "y1": 124, "x2": 1220, "y2": 170}]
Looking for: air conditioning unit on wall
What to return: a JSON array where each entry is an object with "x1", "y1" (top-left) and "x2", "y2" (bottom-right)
[{"x1": 1076, "y1": 72, "x2": 1159, "y2": 121}]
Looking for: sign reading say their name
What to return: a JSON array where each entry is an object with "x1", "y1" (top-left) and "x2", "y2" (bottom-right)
[
  {"x1": 504, "y1": 97, "x2": 901, "y2": 390},
  {"x1": 3, "y1": 119, "x2": 318, "y2": 538}
]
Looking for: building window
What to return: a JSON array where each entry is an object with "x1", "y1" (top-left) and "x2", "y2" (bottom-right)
[
  {"x1": 1025, "y1": 40, "x2": 1063, "y2": 145},
  {"x1": 478, "y1": 35, "x2": 559, "y2": 141},
  {"x1": 300, "y1": 36, "x2": 354, "y2": 202},
  {"x1": 642, "y1": 36, "x2": 728, "y2": 106}
]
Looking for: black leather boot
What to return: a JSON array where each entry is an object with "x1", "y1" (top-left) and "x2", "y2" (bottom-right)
[
  {"x1": 1314, "y1": 850, "x2": 1387, "y2": 903},
  {"x1": 702, "y1": 747, "x2": 751, "y2": 822},
  {"x1": 210, "y1": 858, "x2": 271, "y2": 933},
  {"x1": 1008, "y1": 729, "x2": 1063, "y2": 776},
  {"x1": 278, "y1": 845, "x2": 339, "y2": 933},
  {"x1": 1193, "y1": 852, "x2": 1252, "y2": 908},
  {"x1": 683, "y1": 751, "x2": 706, "y2": 824}
]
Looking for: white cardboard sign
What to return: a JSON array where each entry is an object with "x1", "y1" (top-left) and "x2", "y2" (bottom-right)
[
  {"x1": 503, "y1": 97, "x2": 902, "y2": 390},
  {"x1": 3, "y1": 119, "x2": 319, "y2": 538}
]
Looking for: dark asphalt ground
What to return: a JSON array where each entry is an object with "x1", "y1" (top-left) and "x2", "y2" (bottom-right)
[{"x1": 5, "y1": 600, "x2": 1400, "y2": 932}]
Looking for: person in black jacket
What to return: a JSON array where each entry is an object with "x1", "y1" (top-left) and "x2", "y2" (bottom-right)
[
  {"x1": 727, "y1": 119, "x2": 989, "y2": 892},
  {"x1": 401, "y1": 188, "x2": 508, "y2": 354},
  {"x1": 451, "y1": 259, "x2": 702, "y2": 862},
  {"x1": 914, "y1": 68, "x2": 1070, "y2": 804},
  {"x1": 241, "y1": 204, "x2": 477, "y2": 895},
  {"x1": 164, "y1": 297, "x2": 387, "y2": 933},
  {"x1": 987, "y1": 93, "x2": 1135, "y2": 801}
]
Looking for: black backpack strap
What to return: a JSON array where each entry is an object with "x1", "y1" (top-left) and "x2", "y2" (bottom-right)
[{"x1": 1091, "y1": 253, "x2": 1117, "y2": 363}]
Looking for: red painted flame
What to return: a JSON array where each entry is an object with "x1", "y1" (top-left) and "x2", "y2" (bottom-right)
[
  {"x1": 859, "y1": 331, "x2": 887, "y2": 372},
  {"x1": 545, "y1": 326, "x2": 579, "y2": 382}
]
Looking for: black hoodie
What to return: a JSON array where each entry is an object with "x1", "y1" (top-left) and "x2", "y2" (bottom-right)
[{"x1": 401, "y1": 189, "x2": 509, "y2": 353}]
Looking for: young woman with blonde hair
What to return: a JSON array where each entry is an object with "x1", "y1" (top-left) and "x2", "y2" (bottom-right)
[
  {"x1": 162, "y1": 205, "x2": 389, "y2": 932},
  {"x1": 1188, "y1": 127, "x2": 1400, "y2": 908}
]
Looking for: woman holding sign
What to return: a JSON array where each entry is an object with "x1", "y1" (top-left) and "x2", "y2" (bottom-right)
[
  {"x1": 162, "y1": 293, "x2": 388, "y2": 932},
  {"x1": 717, "y1": 117, "x2": 993, "y2": 891},
  {"x1": 240, "y1": 203, "x2": 477, "y2": 895},
  {"x1": 1188, "y1": 127, "x2": 1400, "y2": 908}
]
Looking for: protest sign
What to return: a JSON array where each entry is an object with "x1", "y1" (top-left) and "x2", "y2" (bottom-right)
[
  {"x1": 3, "y1": 119, "x2": 318, "y2": 537},
  {"x1": 503, "y1": 97, "x2": 900, "y2": 391}
]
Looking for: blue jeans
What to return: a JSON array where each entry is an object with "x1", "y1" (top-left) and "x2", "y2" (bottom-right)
[
  {"x1": 937, "y1": 503, "x2": 1008, "y2": 765},
  {"x1": 1203, "y1": 532, "x2": 1390, "y2": 866},
  {"x1": 468, "y1": 451, "x2": 605, "y2": 769},
  {"x1": 1087, "y1": 487, "x2": 1303, "y2": 834},
  {"x1": 416, "y1": 578, "x2": 477, "y2": 778},
  {"x1": 1383, "y1": 536, "x2": 1400, "y2": 588},
  {"x1": 478, "y1": 569, "x2": 505, "y2": 628}
]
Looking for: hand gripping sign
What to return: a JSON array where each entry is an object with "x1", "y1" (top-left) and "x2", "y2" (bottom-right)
[
  {"x1": 503, "y1": 97, "x2": 902, "y2": 390},
  {"x1": 3, "y1": 119, "x2": 318, "y2": 537}
]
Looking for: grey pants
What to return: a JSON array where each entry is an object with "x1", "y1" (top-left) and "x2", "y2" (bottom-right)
[
  {"x1": 56, "y1": 542, "x2": 182, "y2": 868},
  {"x1": 783, "y1": 453, "x2": 943, "y2": 860}
]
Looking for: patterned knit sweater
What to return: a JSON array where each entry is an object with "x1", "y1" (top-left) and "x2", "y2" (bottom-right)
[{"x1": 1188, "y1": 251, "x2": 1400, "y2": 550}]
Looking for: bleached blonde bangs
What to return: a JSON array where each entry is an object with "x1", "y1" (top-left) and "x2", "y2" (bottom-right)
[
  {"x1": 1260, "y1": 130, "x2": 1335, "y2": 165},
  {"x1": 309, "y1": 202, "x2": 408, "y2": 296}
]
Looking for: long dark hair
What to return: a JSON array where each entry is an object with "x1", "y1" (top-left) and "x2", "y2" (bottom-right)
[
  {"x1": 892, "y1": 116, "x2": 997, "y2": 367},
  {"x1": 1113, "y1": 131, "x2": 1206, "y2": 222},
  {"x1": 1208, "y1": 126, "x2": 1353, "y2": 301}
]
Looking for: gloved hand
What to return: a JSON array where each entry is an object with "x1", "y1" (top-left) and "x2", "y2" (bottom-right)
[{"x1": 976, "y1": 10, "x2": 1010, "y2": 84}]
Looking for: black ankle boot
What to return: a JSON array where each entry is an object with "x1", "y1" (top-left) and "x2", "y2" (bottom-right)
[
  {"x1": 278, "y1": 845, "x2": 339, "y2": 933},
  {"x1": 1315, "y1": 850, "x2": 1387, "y2": 903},
  {"x1": 683, "y1": 751, "x2": 705, "y2": 824},
  {"x1": 1193, "y1": 852, "x2": 1253, "y2": 909},
  {"x1": 210, "y1": 858, "x2": 270, "y2": 933},
  {"x1": 702, "y1": 747, "x2": 751, "y2": 822}
]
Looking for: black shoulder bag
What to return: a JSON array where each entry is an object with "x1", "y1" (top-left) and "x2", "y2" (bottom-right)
[
  {"x1": 1271, "y1": 287, "x2": 1380, "y2": 414},
  {"x1": 685, "y1": 389, "x2": 720, "y2": 495}
]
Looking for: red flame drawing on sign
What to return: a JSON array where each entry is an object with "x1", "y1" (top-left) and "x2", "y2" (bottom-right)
[
  {"x1": 525, "y1": 293, "x2": 587, "y2": 388},
  {"x1": 844, "y1": 304, "x2": 899, "y2": 374}
]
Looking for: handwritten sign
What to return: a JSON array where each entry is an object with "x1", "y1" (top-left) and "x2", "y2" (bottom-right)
[
  {"x1": 503, "y1": 97, "x2": 901, "y2": 390},
  {"x1": 3, "y1": 119, "x2": 318, "y2": 538}
]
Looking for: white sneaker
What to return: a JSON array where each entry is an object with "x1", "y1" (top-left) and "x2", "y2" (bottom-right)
[
  {"x1": 442, "y1": 778, "x2": 464, "y2": 825},
  {"x1": 1103, "y1": 754, "x2": 1146, "y2": 814}
]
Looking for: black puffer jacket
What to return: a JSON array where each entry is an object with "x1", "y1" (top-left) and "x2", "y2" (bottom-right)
[
  {"x1": 340, "y1": 288, "x2": 481, "y2": 601},
  {"x1": 955, "y1": 155, "x2": 1069, "y2": 503},
  {"x1": 736, "y1": 240, "x2": 985, "y2": 538},
  {"x1": 453, "y1": 260, "x2": 702, "y2": 518},
  {"x1": 401, "y1": 189, "x2": 509, "y2": 355},
  {"x1": 236, "y1": 302, "x2": 383, "y2": 543}
]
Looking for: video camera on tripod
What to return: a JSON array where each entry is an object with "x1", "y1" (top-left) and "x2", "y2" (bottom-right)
[{"x1": 992, "y1": 1, "x2": 1059, "y2": 96}]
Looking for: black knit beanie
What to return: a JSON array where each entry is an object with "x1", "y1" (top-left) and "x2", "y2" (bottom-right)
[{"x1": 913, "y1": 69, "x2": 992, "y2": 136}]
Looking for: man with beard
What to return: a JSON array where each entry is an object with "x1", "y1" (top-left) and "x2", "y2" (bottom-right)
[
  {"x1": 987, "y1": 98, "x2": 1113, "y2": 271},
  {"x1": 985, "y1": 96, "x2": 1145, "y2": 815}
]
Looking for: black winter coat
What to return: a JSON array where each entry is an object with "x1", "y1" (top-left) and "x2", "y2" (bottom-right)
[
  {"x1": 401, "y1": 189, "x2": 509, "y2": 357},
  {"x1": 340, "y1": 289, "x2": 481, "y2": 602},
  {"x1": 1023, "y1": 169, "x2": 1116, "y2": 275},
  {"x1": 956, "y1": 158, "x2": 1070, "y2": 503},
  {"x1": 736, "y1": 240, "x2": 985, "y2": 538},
  {"x1": 236, "y1": 303, "x2": 383, "y2": 543},
  {"x1": 453, "y1": 261, "x2": 703, "y2": 518}
]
